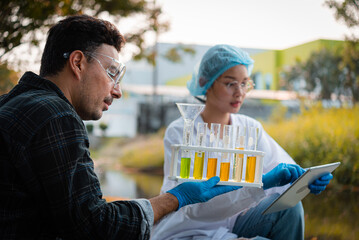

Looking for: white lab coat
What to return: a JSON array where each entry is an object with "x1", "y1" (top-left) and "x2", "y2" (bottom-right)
[{"x1": 151, "y1": 114, "x2": 296, "y2": 240}]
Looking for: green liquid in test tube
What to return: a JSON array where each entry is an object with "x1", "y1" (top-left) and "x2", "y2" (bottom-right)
[
  {"x1": 180, "y1": 122, "x2": 192, "y2": 179},
  {"x1": 180, "y1": 157, "x2": 191, "y2": 178}
]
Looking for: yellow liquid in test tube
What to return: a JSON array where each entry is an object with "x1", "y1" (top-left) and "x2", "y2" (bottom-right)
[
  {"x1": 193, "y1": 152, "x2": 205, "y2": 179},
  {"x1": 245, "y1": 156, "x2": 256, "y2": 182},
  {"x1": 233, "y1": 147, "x2": 244, "y2": 181},
  {"x1": 206, "y1": 158, "x2": 217, "y2": 179},
  {"x1": 180, "y1": 157, "x2": 191, "y2": 178},
  {"x1": 220, "y1": 162, "x2": 230, "y2": 181}
]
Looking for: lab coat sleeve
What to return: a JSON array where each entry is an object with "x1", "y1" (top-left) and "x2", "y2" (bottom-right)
[{"x1": 184, "y1": 187, "x2": 265, "y2": 222}]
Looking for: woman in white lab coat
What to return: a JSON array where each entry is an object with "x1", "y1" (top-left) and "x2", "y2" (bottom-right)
[{"x1": 152, "y1": 45, "x2": 331, "y2": 240}]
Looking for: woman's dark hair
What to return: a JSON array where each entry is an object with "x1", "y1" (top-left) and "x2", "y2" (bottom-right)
[{"x1": 40, "y1": 15, "x2": 125, "y2": 77}]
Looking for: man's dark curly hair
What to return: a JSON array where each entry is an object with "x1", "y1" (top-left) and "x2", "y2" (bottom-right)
[{"x1": 40, "y1": 15, "x2": 125, "y2": 77}]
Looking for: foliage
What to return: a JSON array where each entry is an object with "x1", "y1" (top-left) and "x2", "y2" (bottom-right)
[
  {"x1": 325, "y1": 0, "x2": 359, "y2": 29},
  {"x1": 263, "y1": 104, "x2": 359, "y2": 186},
  {"x1": 0, "y1": 62, "x2": 20, "y2": 95},
  {"x1": 325, "y1": 0, "x2": 359, "y2": 103},
  {"x1": 118, "y1": 133, "x2": 164, "y2": 169},
  {"x1": 303, "y1": 190, "x2": 359, "y2": 240},
  {"x1": 283, "y1": 1, "x2": 359, "y2": 104},
  {"x1": 340, "y1": 39, "x2": 359, "y2": 103},
  {"x1": 162, "y1": 45, "x2": 196, "y2": 63},
  {"x1": 126, "y1": 2, "x2": 170, "y2": 65},
  {"x1": 99, "y1": 122, "x2": 108, "y2": 136},
  {"x1": 282, "y1": 48, "x2": 350, "y2": 103},
  {"x1": 86, "y1": 124, "x2": 94, "y2": 135},
  {"x1": 0, "y1": 0, "x2": 166, "y2": 61}
]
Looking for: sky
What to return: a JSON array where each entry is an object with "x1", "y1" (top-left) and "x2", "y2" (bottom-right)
[
  {"x1": 153, "y1": 0, "x2": 351, "y2": 50},
  {"x1": 9, "y1": 0, "x2": 352, "y2": 73}
]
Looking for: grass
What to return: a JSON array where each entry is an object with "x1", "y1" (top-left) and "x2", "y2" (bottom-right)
[
  {"x1": 118, "y1": 134, "x2": 164, "y2": 169},
  {"x1": 263, "y1": 104, "x2": 359, "y2": 186},
  {"x1": 303, "y1": 189, "x2": 359, "y2": 240}
]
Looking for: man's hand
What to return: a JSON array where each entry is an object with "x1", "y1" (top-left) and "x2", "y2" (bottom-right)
[
  {"x1": 263, "y1": 163, "x2": 305, "y2": 190},
  {"x1": 167, "y1": 176, "x2": 241, "y2": 209},
  {"x1": 309, "y1": 173, "x2": 333, "y2": 195}
]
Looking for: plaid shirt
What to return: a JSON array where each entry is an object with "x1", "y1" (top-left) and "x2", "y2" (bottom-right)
[{"x1": 0, "y1": 72, "x2": 153, "y2": 239}]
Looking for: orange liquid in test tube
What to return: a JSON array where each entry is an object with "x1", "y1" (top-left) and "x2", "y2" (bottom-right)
[
  {"x1": 207, "y1": 157, "x2": 217, "y2": 179},
  {"x1": 245, "y1": 156, "x2": 256, "y2": 182},
  {"x1": 220, "y1": 162, "x2": 230, "y2": 181},
  {"x1": 208, "y1": 123, "x2": 221, "y2": 179},
  {"x1": 245, "y1": 127, "x2": 258, "y2": 183}
]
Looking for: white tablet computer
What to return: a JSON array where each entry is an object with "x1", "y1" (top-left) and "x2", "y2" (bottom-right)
[{"x1": 262, "y1": 162, "x2": 340, "y2": 215}]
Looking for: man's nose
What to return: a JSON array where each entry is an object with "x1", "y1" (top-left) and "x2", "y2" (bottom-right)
[{"x1": 111, "y1": 84, "x2": 122, "y2": 99}]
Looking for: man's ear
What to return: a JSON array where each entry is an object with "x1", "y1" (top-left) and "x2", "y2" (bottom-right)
[{"x1": 68, "y1": 50, "x2": 86, "y2": 80}]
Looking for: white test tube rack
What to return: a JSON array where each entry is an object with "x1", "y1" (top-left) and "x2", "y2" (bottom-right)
[{"x1": 169, "y1": 144, "x2": 264, "y2": 188}]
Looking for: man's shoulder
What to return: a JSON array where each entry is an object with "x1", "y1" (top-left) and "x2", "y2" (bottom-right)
[
  {"x1": 0, "y1": 89, "x2": 79, "y2": 133},
  {"x1": 4, "y1": 89, "x2": 75, "y2": 118},
  {"x1": 0, "y1": 89, "x2": 84, "y2": 148}
]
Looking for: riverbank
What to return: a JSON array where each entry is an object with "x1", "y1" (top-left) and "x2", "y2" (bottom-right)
[{"x1": 90, "y1": 132, "x2": 164, "y2": 174}]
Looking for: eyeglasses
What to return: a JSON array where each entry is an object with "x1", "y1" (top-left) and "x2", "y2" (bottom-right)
[
  {"x1": 63, "y1": 51, "x2": 126, "y2": 87},
  {"x1": 84, "y1": 52, "x2": 126, "y2": 87},
  {"x1": 217, "y1": 79, "x2": 255, "y2": 93}
]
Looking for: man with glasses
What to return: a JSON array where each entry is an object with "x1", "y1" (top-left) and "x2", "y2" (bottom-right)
[{"x1": 0, "y1": 15, "x2": 241, "y2": 239}]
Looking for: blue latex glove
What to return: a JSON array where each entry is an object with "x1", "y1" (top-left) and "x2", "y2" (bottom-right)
[
  {"x1": 263, "y1": 163, "x2": 305, "y2": 190},
  {"x1": 167, "y1": 176, "x2": 241, "y2": 210},
  {"x1": 308, "y1": 173, "x2": 333, "y2": 195}
]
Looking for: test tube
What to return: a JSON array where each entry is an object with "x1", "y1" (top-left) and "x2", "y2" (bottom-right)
[
  {"x1": 193, "y1": 122, "x2": 207, "y2": 179},
  {"x1": 180, "y1": 120, "x2": 193, "y2": 178},
  {"x1": 220, "y1": 125, "x2": 233, "y2": 181},
  {"x1": 207, "y1": 123, "x2": 221, "y2": 179},
  {"x1": 245, "y1": 127, "x2": 258, "y2": 183},
  {"x1": 233, "y1": 125, "x2": 246, "y2": 182}
]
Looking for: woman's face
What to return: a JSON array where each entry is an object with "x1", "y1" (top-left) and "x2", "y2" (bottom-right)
[{"x1": 206, "y1": 64, "x2": 249, "y2": 114}]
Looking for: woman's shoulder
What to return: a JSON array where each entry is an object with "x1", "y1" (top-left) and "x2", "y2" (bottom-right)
[
  {"x1": 232, "y1": 113, "x2": 262, "y2": 127},
  {"x1": 165, "y1": 117, "x2": 184, "y2": 135}
]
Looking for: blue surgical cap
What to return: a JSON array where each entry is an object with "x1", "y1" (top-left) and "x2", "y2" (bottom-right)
[{"x1": 187, "y1": 44, "x2": 254, "y2": 96}]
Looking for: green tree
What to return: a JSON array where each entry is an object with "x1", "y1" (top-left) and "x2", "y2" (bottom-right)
[
  {"x1": 0, "y1": 0, "x2": 194, "y2": 99},
  {"x1": 282, "y1": 48, "x2": 346, "y2": 102},
  {"x1": 325, "y1": 0, "x2": 359, "y2": 103},
  {"x1": 0, "y1": 0, "x2": 165, "y2": 60},
  {"x1": 325, "y1": 0, "x2": 359, "y2": 29},
  {"x1": 99, "y1": 122, "x2": 108, "y2": 137},
  {"x1": 86, "y1": 123, "x2": 94, "y2": 135},
  {"x1": 304, "y1": 49, "x2": 344, "y2": 100}
]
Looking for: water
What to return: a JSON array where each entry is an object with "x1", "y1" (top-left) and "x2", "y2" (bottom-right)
[{"x1": 98, "y1": 169, "x2": 163, "y2": 199}]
